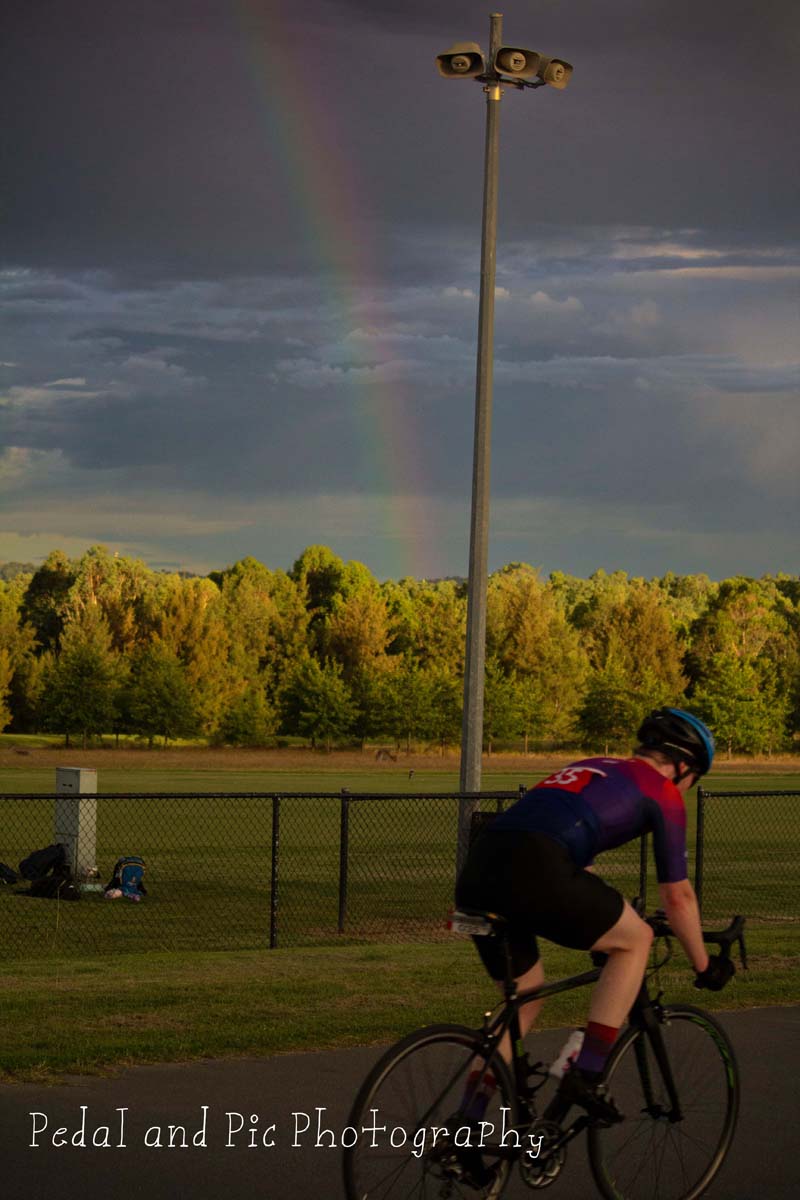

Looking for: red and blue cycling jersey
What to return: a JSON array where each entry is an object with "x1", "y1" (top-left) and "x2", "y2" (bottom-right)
[{"x1": 489, "y1": 757, "x2": 689, "y2": 883}]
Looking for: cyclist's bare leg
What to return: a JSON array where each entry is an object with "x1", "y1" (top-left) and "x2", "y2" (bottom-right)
[
  {"x1": 461, "y1": 959, "x2": 545, "y2": 1119},
  {"x1": 588, "y1": 901, "x2": 653, "y2": 1028},
  {"x1": 496, "y1": 957, "x2": 545, "y2": 1064}
]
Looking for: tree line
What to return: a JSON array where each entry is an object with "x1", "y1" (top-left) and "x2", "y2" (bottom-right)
[{"x1": 1, "y1": 545, "x2": 798, "y2": 755}]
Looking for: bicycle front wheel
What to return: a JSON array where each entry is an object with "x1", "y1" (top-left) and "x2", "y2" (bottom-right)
[
  {"x1": 342, "y1": 1023, "x2": 520, "y2": 1200},
  {"x1": 588, "y1": 1004, "x2": 739, "y2": 1200}
]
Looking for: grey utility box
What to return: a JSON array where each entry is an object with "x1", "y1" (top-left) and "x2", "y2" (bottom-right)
[{"x1": 55, "y1": 767, "x2": 98, "y2": 880}]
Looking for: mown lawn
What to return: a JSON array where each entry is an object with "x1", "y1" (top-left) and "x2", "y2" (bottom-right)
[
  {"x1": 0, "y1": 924, "x2": 795, "y2": 1082},
  {"x1": 1, "y1": 768, "x2": 797, "y2": 955},
  {"x1": 0, "y1": 756, "x2": 796, "y2": 1081}
]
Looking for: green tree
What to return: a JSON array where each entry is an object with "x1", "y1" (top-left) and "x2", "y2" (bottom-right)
[
  {"x1": 262, "y1": 569, "x2": 312, "y2": 689},
  {"x1": 427, "y1": 665, "x2": 463, "y2": 754},
  {"x1": 41, "y1": 608, "x2": 125, "y2": 747},
  {"x1": 152, "y1": 576, "x2": 235, "y2": 736},
  {"x1": 575, "y1": 577, "x2": 686, "y2": 700},
  {"x1": 685, "y1": 578, "x2": 797, "y2": 753},
  {"x1": 6, "y1": 650, "x2": 47, "y2": 733},
  {"x1": 0, "y1": 580, "x2": 36, "y2": 731},
  {"x1": 487, "y1": 566, "x2": 588, "y2": 745},
  {"x1": 482, "y1": 658, "x2": 523, "y2": 754},
  {"x1": 384, "y1": 657, "x2": 435, "y2": 753},
  {"x1": 686, "y1": 577, "x2": 793, "y2": 683},
  {"x1": 210, "y1": 556, "x2": 277, "y2": 652},
  {"x1": 0, "y1": 645, "x2": 12, "y2": 732},
  {"x1": 214, "y1": 682, "x2": 278, "y2": 747},
  {"x1": 64, "y1": 545, "x2": 157, "y2": 655},
  {"x1": 382, "y1": 578, "x2": 419, "y2": 659},
  {"x1": 516, "y1": 671, "x2": 581, "y2": 753},
  {"x1": 279, "y1": 656, "x2": 356, "y2": 750},
  {"x1": 215, "y1": 560, "x2": 310, "y2": 699},
  {"x1": 391, "y1": 579, "x2": 466, "y2": 671},
  {"x1": 325, "y1": 585, "x2": 390, "y2": 678},
  {"x1": 657, "y1": 572, "x2": 717, "y2": 638},
  {"x1": 19, "y1": 549, "x2": 77, "y2": 654},
  {"x1": 290, "y1": 546, "x2": 375, "y2": 654},
  {"x1": 578, "y1": 659, "x2": 640, "y2": 753},
  {"x1": 349, "y1": 663, "x2": 394, "y2": 748},
  {"x1": 692, "y1": 654, "x2": 790, "y2": 756},
  {"x1": 125, "y1": 640, "x2": 199, "y2": 747}
]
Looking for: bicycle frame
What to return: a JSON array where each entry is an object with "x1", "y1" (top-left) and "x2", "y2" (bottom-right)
[
  {"x1": 465, "y1": 956, "x2": 683, "y2": 1146},
  {"x1": 482, "y1": 966, "x2": 601, "y2": 1102},
  {"x1": 438, "y1": 910, "x2": 744, "y2": 1168},
  {"x1": 342, "y1": 913, "x2": 744, "y2": 1200}
]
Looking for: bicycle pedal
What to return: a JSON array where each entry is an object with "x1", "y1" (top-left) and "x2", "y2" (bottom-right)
[{"x1": 519, "y1": 1120, "x2": 566, "y2": 1189}]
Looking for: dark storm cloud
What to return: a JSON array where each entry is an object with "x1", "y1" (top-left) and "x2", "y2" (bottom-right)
[
  {"x1": 3, "y1": 257, "x2": 795, "y2": 508},
  {"x1": 3, "y1": 1, "x2": 331, "y2": 276},
  {"x1": 2, "y1": 1, "x2": 798, "y2": 577},
  {"x1": 2, "y1": 0, "x2": 798, "y2": 279}
]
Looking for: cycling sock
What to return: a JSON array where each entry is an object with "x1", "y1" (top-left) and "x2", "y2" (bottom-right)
[
  {"x1": 574, "y1": 1021, "x2": 618, "y2": 1075},
  {"x1": 460, "y1": 1068, "x2": 497, "y2": 1121}
]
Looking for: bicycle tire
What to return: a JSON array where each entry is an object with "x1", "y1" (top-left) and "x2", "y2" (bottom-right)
[
  {"x1": 342, "y1": 1023, "x2": 521, "y2": 1200},
  {"x1": 588, "y1": 1004, "x2": 739, "y2": 1200}
]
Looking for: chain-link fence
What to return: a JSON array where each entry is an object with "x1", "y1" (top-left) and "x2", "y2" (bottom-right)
[
  {"x1": 695, "y1": 788, "x2": 800, "y2": 924},
  {"x1": 9, "y1": 783, "x2": 792, "y2": 958},
  {"x1": 0, "y1": 789, "x2": 651, "y2": 957},
  {"x1": 0, "y1": 792, "x2": 279, "y2": 957},
  {"x1": 340, "y1": 796, "x2": 648, "y2": 943}
]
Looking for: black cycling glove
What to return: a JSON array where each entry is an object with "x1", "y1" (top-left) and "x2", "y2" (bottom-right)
[{"x1": 694, "y1": 954, "x2": 735, "y2": 991}]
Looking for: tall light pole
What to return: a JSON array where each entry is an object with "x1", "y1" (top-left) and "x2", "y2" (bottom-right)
[{"x1": 436, "y1": 14, "x2": 573, "y2": 869}]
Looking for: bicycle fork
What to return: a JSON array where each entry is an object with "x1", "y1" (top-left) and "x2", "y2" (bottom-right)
[
  {"x1": 541, "y1": 990, "x2": 683, "y2": 1131},
  {"x1": 633, "y1": 999, "x2": 684, "y2": 1121}
]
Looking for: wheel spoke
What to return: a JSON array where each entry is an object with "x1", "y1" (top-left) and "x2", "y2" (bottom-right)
[
  {"x1": 588, "y1": 1007, "x2": 738, "y2": 1200},
  {"x1": 343, "y1": 1026, "x2": 516, "y2": 1200}
]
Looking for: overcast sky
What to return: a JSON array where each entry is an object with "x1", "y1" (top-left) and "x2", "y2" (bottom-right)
[{"x1": 2, "y1": 0, "x2": 798, "y2": 580}]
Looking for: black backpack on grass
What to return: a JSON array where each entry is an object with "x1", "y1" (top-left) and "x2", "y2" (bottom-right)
[
  {"x1": 19, "y1": 843, "x2": 66, "y2": 881},
  {"x1": 19, "y1": 843, "x2": 81, "y2": 901},
  {"x1": 0, "y1": 862, "x2": 17, "y2": 885},
  {"x1": 29, "y1": 867, "x2": 81, "y2": 901}
]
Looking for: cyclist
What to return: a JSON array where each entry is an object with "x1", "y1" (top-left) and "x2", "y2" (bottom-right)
[{"x1": 455, "y1": 707, "x2": 734, "y2": 1129}]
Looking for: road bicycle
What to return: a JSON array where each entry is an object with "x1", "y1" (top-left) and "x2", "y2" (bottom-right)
[{"x1": 343, "y1": 907, "x2": 746, "y2": 1200}]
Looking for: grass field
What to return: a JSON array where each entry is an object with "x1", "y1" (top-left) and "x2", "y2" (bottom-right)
[
  {"x1": 1, "y1": 754, "x2": 797, "y2": 953},
  {"x1": 3, "y1": 739, "x2": 800, "y2": 793},
  {"x1": 0, "y1": 749, "x2": 797, "y2": 1082},
  {"x1": 1, "y1": 926, "x2": 796, "y2": 1083}
]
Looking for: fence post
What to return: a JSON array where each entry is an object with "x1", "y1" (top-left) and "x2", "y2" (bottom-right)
[
  {"x1": 338, "y1": 790, "x2": 350, "y2": 933},
  {"x1": 269, "y1": 796, "x2": 280, "y2": 949},
  {"x1": 55, "y1": 767, "x2": 98, "y2": 880},
  {"x1": 695, "y1": 786, "x2": 705, "y2": 915}
]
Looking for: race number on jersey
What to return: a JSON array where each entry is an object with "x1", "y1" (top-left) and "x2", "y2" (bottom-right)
[{"x1": 535, "y1": 764, "x2": 609, "y2": 794}]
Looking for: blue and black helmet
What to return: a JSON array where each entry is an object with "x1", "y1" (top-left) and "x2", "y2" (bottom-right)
[{"x1": 637, "y1": 707, "x2": 715, "y2": 776}]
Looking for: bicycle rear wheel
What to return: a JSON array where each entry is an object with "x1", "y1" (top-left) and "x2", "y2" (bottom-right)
[
  {"x1": 342, "y1": 1023, "x2": 520, "y2": 1200},
  {"x1": 588, "y1": 1005, "x2": 739, "y2": 1200}
]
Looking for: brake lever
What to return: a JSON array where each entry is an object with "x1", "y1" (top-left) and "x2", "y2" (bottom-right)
[
  {"x1": 737, "y1": 932, "x2": 748, "y2": 971},
  {"x1": 717, "y1": 916, "x2": 748, "y2": 972}
]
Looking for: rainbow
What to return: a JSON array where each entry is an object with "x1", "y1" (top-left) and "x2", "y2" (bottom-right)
[{"x1": 232, "y1": 1, "x2": 445, "y2": 580}]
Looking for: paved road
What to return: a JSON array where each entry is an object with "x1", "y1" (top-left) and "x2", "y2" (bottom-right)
[{"x1": 1, "y1": 1007, "x2": 797, "y2": 1199}]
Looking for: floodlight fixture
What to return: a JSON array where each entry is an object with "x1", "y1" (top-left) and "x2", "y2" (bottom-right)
[
  {"x1": 494, "y1": 45, "x2": 573, "y2": 89},
  {"x1": 537, "y1": 55, "x2": 573, "y2": 89},
  {"x1": 494, "y1": 45, "x2": 543, "y2": 79},
  {"x1": 435, "y1": 41, "x2": 487, "y2": 78}
]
